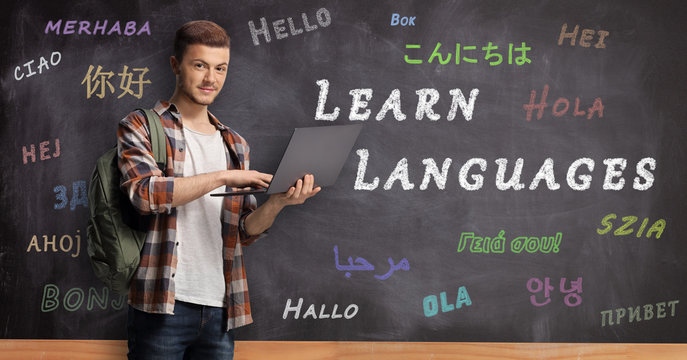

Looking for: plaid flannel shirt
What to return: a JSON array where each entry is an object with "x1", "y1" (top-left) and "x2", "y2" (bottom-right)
[{"x1": 117, "y1": 100, "x2": 265, "y2": 330}]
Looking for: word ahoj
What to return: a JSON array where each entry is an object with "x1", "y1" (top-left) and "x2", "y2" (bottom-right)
[
  {"x1": 601, "y1": 300, "x2": 679, "y2": 327},
  {"x1": 423, "y1": 286, "x2": 472, "y2": 317},
  {"x1": 45, "y1": 20, "x2": 151, "y2": 36},
  {"x1": 27, "y1": 231, "x2": 82, "y2": 258},
  {"x1": 248, "y1": 7, "x2": 331, "y2": 46},
  {"x1": 457, "y1": 231, "x2": 562, "y2": 254},
  {"x1": 14, "y1": 51, "x2": 61, "y2": 81},
  {"x1": 22, "y1": 138, "x2": 61, "y2": 164},
  {"x1": 334, "y1": 245, "x2": 409, "y2": 280},
  {"x1": 524, "y1": 85, "x2": 603, "y2": 121},
  {"x1": 283, "y1": 298, "x2": 358, "y2": 320},
  {"x1": 596, "y1": 214, "x2": 666, "y2": 239},
  {"x1": 54, "y1": 180, "x2": 88, "y2": 211},
  {"x1": 390, "y1": 13, "x2": 416, "y2": 26},
  {"x1": 315, "y1": 79, "x2": 479, "y2": 122},
  {"x1": 81, "y1": 65, "x2": 151, "y2": 99},
  {"x1": 404, "y1": 42, "x2": 531, "y2": 66},
  {"x1": 41, "y1": 284, "x2": 126, "y2": 312},
  {"x1": 527, "y1": 277, "x2": 582, "y2": 307},
  {"x1": 558, "y1": 23, "x2": 609, "y2": 48}
]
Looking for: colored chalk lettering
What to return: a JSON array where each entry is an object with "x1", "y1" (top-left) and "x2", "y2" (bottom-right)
[
  {"x1": 54, "y1": 180, "x2": 88, "y2": 211},
  {"x1": 41, "y1": 284, "x2": 126, "y2": 312},
  {"x1": 26, "y1": 231, "x2": 82, "y2": 258},
  {"x1": 390, "y1": 13, "x2": 416, "y2": 26},
  {"x1": 22, "y1": 138, "x2": 61, "y2": 164},
  {"x1": 558, "y1": 23, "x2": 609, "y2": 48},
  {"x1": 44, "y1": 20, "x2": 151, "y2": 36},
  {"x1": 523, "y1": 85, "x2": 604, "y2": 121},
  {"x1": 423, "y1": 286, "x2": 472, "y2": 317},
  {"x1": 596, "y1": 214, "x2": 666, "y2": 239}
]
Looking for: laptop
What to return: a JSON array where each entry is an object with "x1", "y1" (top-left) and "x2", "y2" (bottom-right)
[{"x1": 211, "y1": 124, "x2": 362, "y2": 196}]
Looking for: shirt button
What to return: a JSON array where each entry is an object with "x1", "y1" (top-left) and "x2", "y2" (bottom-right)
[
  {"x1": 172, "y1": 273, "x2": 175, "y2": 277},
  {"x1": 176, "y1": 242, "x2": 179, "y2": 246},
  {"x1": 179, "y1": 147, "x2": 184, "y2": 152}
]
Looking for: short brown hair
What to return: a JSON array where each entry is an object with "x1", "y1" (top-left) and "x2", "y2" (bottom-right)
[{"x1": 174, "y1": 20, "x2": 230, "y2": 62}]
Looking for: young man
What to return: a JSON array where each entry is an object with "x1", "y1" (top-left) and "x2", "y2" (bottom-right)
[{"x1": 118, "y1": 20, "x2": 319, "y2": 359}]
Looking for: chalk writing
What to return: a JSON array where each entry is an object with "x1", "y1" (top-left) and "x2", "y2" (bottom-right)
[
  {"x1": 14, "y1": 52, "x2": 61, "y2": 81},
  {"x1": 558, "y1": 23, "x2": 609, "y2": 48},
  {"x1": 523, "y1": 85, "x2": 604, "y2": 121},
  {"x1": 597, "y1": 214, "x2": 666, "y2": 239},
  {"x1": 41, "y1": 284, "x2": 126, "y2": 312},
  {"x1": 404, "y1": 42, "x2": 531, "y2": 66},
  {"x1": 283, "y1": 298, "x2": 358, "y2": 320},
  {"x1": 27, "y1": 231, "x2": 82, "y2": 258},
  {"x1": 248, "y1": 7, "x2": 331, "y2": 46},
  {"x1": 333, "y1": 245, "x2": 409, "y2": 280},
  {"x1": 54, "y1": 180, "x2": 88, "y2": 211},
  {"x1": 390, "y1": 13, "x2": 416, "y2": 26},
  {"x1": 44, "y1": 20, "x2": 151, "y2": 36},
  {"x1": 527, "y1": 277, "x2": 582, "y2": 307},
  {"x1": 81, "y1": 65, "x2": 150, "y2": 99},
  {"x1": 601, "y1": 300, "x2": 679, "y2": 327},
  {"x1": 423, "y1": 286, "x2": 472, "y2": 317},
  {"x1": 457, "y1": 231, "x2": 561, "y2": 254},
  {"x1": 22, "y1": 138, "x2": 61, "y2": 164}
]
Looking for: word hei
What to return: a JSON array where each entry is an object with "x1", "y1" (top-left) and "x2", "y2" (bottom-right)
[
  {"x1": 14, "y1": 52, "x2": 61, "y2": 81},
  {"x1": 248, "y1": 8, "x2": 331, "y2": 46},
  {"x1": 527, "y1": 277, "x2": 582, "y2": 307},
  {"x1": 81, "y1": 65, "x2": 150, "y2": 99},
  {"x1": 558, "y1": 23, "x2": 609, "y2": 48},
  {"x1": 457, "y1": 231, "x2": 561, "y2": 254},
  {"x1": 404, "y1": 42, "x2": 531, "y2": 66},
  {"x1": 524, "y1": 85, "x2": 603, "y2": 121},
  {"x1": 45, "y1": 20, "x2": 151, "y2": 36},
  {"x1": 423, "y1": 286, "x2": 472, "y2": 317}
]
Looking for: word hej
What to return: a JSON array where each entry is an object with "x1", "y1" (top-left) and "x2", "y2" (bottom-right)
[
  {"x1": 248, "y1": 7, "x2": 331, "y2": 46},
  {"x1": 81, "y1": 65, "x2": 150, "y2": 99},
  {"x1": 14, "y1": 52, "x2": 61, "y2": 81},
  {"x1": 22, "y1": 138, "x2": 60, "y2": 164},
  {"x1": 41, "y1": 284, "x2": 126, "y2": 312},
  {"x1": 597, "y1": 213, "x2": 666, "y2": 239},
  {"x1": 423, "y1": 286, "x2": 472, "y2": 317},
  {"x1": 527, "y1": 277, "x2": 582, "y2": 307},
  {"x1": 558, "y1": 23, "x2": 609, "y2": 48},
  {"x1": 390, "y1": 13, "x2": 416, "y2": 27},
  {"x1": 457, "y1": 231, "x2": 561, "y2": 254},
  {"x1": 601, "y1": 300, "x2": 679, "y2": 327},
  {"x1": 55, "y1": 180, "x2": 88, "y2": 211},
  {"x1": 283, "y1": 298, "x2": 358, "y2": 320},
  {"x1": 45, "y1": 20, "x2": 150, "y2": 36},
  {"x1": 524, "y1": 85, "x2": 603, "y2": 121},
  {"x1": 404, "y1": 42, "x2": 531, "y2": 66},
  {"x1": 27, "y1": 231, "x2": 82, "y2": 258},
  {"x1": 334, "y1": 245, "x2": 409, "y2": 280}
]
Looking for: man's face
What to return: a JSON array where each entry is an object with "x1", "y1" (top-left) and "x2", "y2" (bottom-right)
[{"x1": 173, "y1": 44, "x2": 230, "y2": 106}]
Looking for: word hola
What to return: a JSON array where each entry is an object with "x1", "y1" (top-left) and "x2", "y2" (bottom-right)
[
  {"x1": 423, "y1": 286, "x2": 472, "y2": 317},
  {"x1": 283, "y1": 298, "x2": 358, "y2": 320},
  {"x1": 558, "y1": 23, "x2": 609, "y2": 48},
  {"x1": 457, "y1": 231, "x2": 562, "y2": 254},
  {"x1": 524, "y1": 85, "x2": 603, "y2": 121},
  {"x1": 391, "y1": 13, "x2": 416, "y2": 26},
  {"x1": 22, "y1": 138, "x2": 61, "y2": 164},
  {"x1": 249, "y1": 7, "x2": 331, "y2": 46},
  {"x1": 41, "y1": 284, "x2": 126, "y2": 312},
  {"x1": 54, "y1": 180, "x2": 88, "y2": 211},
  {"x1": 81, "y1": 65, "x2": 150, "y2": 99},
  {"x1": 405, "y1": 42, "x2": 531, "y2": 66},
  {"x1": 527, "y1": 277, "x2": 582, "y2": 307},
  {"x1": 14, "y1": 51, "x2": 61, "y2": 81},
  {"x1": 45, "y1": 20, "x2": 151, "y2": 36},
  {"x1": 601, "y1": 300, "x2": 679, "y2": 327},
  {"x1": 27, "y1": 231, "x2": 82, "y2": 258},
  {"x1": 596, "y1": 214, "x2": 666, "y2": 239}
]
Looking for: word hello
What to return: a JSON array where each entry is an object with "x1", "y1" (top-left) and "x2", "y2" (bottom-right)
[
  {"x1": 457, "y1": 231, "x2": 562, "y2": 254},
  {"x1": 248, "y1": 7, "x2": 331, "y2": 46},
  {"x1": 390, "y1": 13, "x2": 416, "y2": 26},
  {"x1": 54, "y1": 180, "x2": 88, "y2": 211},
  {"x1": 423, "y1": 286, "x2": 472, "y2": 317},
  {"x1": 524, "y1": 85, "x2": 603, "y2": 121},
  {"x1": 14, "y1": 51, "x2": 61, "y2": 81},
  {"x1": 283, "y1": 298, "x2": 358, "y2": 319},
  {"x1": 597, "y1": 214, "x2": 666, "y2": 239},
  {"x1": 601, "y1": 300, "x2": 678, "y2": 327},
  {"x1": 41, "y1": 284, "x2": 126, "y2": 312},
  {"x1": 45, "y1": 20, "x2": 151, "y2": 36},
  {"x1": 558, "y1": 23, "x2": 609, "y2": 48},
  {"x1": 27, "y1": 231, "x2": 82, "y2": 258},
  {"x1": 22, "y1": 138, "x2": 61, "y2": 164}
]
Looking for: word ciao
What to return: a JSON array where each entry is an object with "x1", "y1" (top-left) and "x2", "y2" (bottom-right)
[
  {"x1": 457, "y1": 231, "x2": 561, "y2": 254},
  {"x1": 334, "y1": 245, "x2": 409, "y2": 280},
  {"x1": 315, "y1": 79, "x2": 479, "y2": 122},
  {"x1": 54, "y1": 181, "x2": 88, "y2": 211},
  {"x1": 390, "y1": 13, "x2": 416, "y2": 26},
  {"x1": 45, "y1": 20, "x2": 151, "y2": 36},
  {"x1": 354, "y1": 153, "x2": 657, "y2": 192},
  {"x1": 527, "y1": 277, "x2": 582, "y2": 307},
  {"x1": 404, "y1": 42, "x2": 531, "y2": 66},
  {"x1": 423, "y1": 286, "x2": 472, "y2": 317},
  {"x1": 524, "y1": 85, "x2": 603, "y2": 121},
  {"x1": 283, "y1": 298, "x2": 358, "y2": 320},
  {"x1": 601, "y1": 300, "x2": 678, "y2": 327},
  {"x1": 22, "y1": 138, "x2": 60, "y2": 164},
  {"x1": 27, "y1": 231, "x2": 82, "y2": 258},
  {"x1": 597, "y1": 214, "x2": 665, "y2": 239},
  {"x1": 558, "y1": 23, "x2": 609, "y2": 48},
  {"x1": 41, "y1": 284, "x2": 126, "y2": 312},
  {"x1": 14, "y1": 52, "x2": 61, "y2": 81},
  {"x1": 248, "y1": 8, "x2": 331, "y2": 46},
  {"x1": 81, "y1": 65, "x2": 150, "y2": 99}
]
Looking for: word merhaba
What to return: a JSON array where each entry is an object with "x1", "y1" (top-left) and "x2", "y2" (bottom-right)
[
  {"x1": 601, "y1": 300, "x2": 679, "y2": 327},
  {"x1": 27, "y1": 231, "x2": 82, "y2": 258},
  {"x1": 283, "y1": 298, "x2": 358, "y2": 320},
  {"x1": 44, "y1": 20, "x2": 151, "y2": 36},
  {"x1": 41, "y1": 284, "x2": 126, "y2": 312},
  {"x1": 354, "y1": 152, "x2": 656, "y2": 192}
]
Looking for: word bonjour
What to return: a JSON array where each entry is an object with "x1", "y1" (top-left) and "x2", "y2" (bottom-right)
[
  {"x1": 248, "y1": 7, "x2": 331, "y2": 46},
  {"x1": 354, "y1": 153, "x2": 656, "y2": 192},
  {"x1": 44, "y1": 20, "x2": 151, "y2": 36},
  {"x1": 27, "y1": 231, "x2": 82, "y2": 258},
  {"x1": 601, "y1": 300, "x2": 678, "y2": 327},
  {"x1": 457, "y1": 231, "x2": 561, "y2": 254},
  {"x1": 390, "y1": 13, "x2": 416, "y2": 26},
  {"x1": 22, "y1": 138, "x2": 61, "y2": 164},
  {"x1": 81, "y1": 65, "x2": 151, "y2": 99},
  {"x1": 558, "y1": 23, "x2": 609, "y2": 48},
  {"x1": 597, "y1": 214, "x2": 666, "y2": 239},
  {"x1": 527, "y1": 277, "x2": 582, "y2": 307},
  {"x1": 423, "y1": 286, "x2": 472, "y2": 317},
  {"x1": 334, "y1": 245, "x2": 409, "y2": 280},
  {"x1": 404, "y1": 42, "x2": 531, "y2": 66},
  {"x1": 54, "y1": 180, "x2": 88, "y2": 211},
  {"x1": 524, "y1": 85, "x2": 603, "y2": 121},
  {"x1": 283, "y1": 298, "x2": 358, "y2": 320},
  {"x1": 41, "y1": 284, "x2": 126, "y2": 312},
  {"x1": 14, "y1": 51, "x2": 61, "y2": 81}
]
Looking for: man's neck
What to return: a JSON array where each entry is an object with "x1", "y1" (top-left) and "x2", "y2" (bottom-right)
[{"x1": 169, "y1": 94, "x2": 217, "y2": 134}]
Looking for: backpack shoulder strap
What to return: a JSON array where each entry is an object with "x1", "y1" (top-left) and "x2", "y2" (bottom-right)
[{"x1": 138, "y1": 108, "x2": 167, "y2": 169}]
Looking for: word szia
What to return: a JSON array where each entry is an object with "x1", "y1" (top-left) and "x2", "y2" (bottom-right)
[
  {"x1": 14, "y1": 51, "x2": 61, "y2": 81},
  {"x1": 27, "y1": 231, "x2": 82, "y2": 258},
  {"x1": 601, "y1": 300, "x2": 678, "y2": 327},
  {"x1": 423, "y1": 286, "x2": 472, "y2": 317},
  {"x1": 457, "y1": 231, "x2": 561, "y2": 254},
  {"x1": 597, "y1": 214, "x2": 666, "y2": 239},
  {"x1": 22, "y1": 138, "x2": 60, "y2": 164},
  {"x1": 558, "y1": 23, "x2": 609, "y2": 48},
  {"x1": 527, "y1": 277, "x2": 582, "y2": 307},
  {"x1": 283, "y1": 298, "x2": 358, "y2": 319},
  {"x1": 354, "y1": 153, "x2": 657, "y2": 192},
  {"x1": 248, "y1": 7, "x2": 331, "y2": 46},
  {"x1": 390, "y1": 13, "x2": 416, "y2": 26},
  {"x1": 81, "y1": 65, "x2": 150, "y2": 99},
  {"x1": 45, "y1": 20, "x2": 151, "y2": 36},
  {"x1": 524, "y1": 85, "x2": 603, "y2": 121},
  {"x1": 315, "y1": 79, "x2": 479, "y2": 122},
  {"x1": 41, "y1": 284, "x2": 126, "y2": 312},
  {"x1": 404, "y1": 42, "x2": 531, "y2": 66}
]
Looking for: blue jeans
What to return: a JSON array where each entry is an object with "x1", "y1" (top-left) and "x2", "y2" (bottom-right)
[{"x1": 127, "y1": 301, "x2": 234, "y2": 360}]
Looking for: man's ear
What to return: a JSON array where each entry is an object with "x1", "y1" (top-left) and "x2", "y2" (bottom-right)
[{"x1": 170, "y1": 56, "x2": 180, "y2": 75}]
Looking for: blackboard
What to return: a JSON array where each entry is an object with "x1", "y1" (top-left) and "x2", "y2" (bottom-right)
[{"x1": 1, "y1": 0, "x2": 686, "y2": 343}]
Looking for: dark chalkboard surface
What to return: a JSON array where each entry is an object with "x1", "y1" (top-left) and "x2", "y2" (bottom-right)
[{"x1": 1, "y1": 0, "x2": 686, "y2": 343}]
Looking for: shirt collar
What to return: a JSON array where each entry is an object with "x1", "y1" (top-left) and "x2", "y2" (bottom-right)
[{"x1": 153, "y1": 100, "x2": 226, "y2": 131}]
